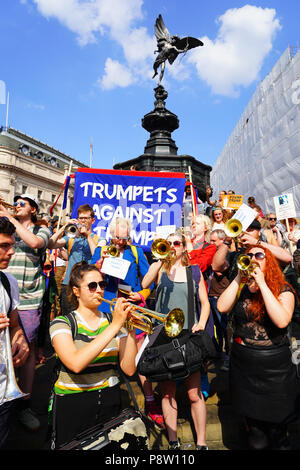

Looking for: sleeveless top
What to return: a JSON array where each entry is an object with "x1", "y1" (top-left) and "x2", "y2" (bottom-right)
[{"x1": 155, "y1": 271, "x2": 197, "y2": 330}]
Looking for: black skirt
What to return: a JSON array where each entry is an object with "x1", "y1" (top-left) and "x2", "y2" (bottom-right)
[{"x1": 230, "y1": 340, "x2": 298, "y2": 423}]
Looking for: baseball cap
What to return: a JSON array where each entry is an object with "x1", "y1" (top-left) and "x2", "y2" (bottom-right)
[{"x1": 14, "y1": 193, "x2": 39, "y2": 210}]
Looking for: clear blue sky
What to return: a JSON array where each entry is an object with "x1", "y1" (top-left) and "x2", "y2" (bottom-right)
[{"x1": 1, "y1": 1, "x2": 299, "y2": 171}]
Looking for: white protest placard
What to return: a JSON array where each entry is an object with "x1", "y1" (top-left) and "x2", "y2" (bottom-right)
[
  {"x1": 101, "y1": 257, "x2": 131, "y2": 280},
  {"x1": 155, "y1": 225, "x2": 176, "y2": 239},
  {"x1": 273, "y1": 193, "x2": 296, "y2": 221},
  {"x1": 233, "y1": 203, "x2": 257, "y2": 231}
]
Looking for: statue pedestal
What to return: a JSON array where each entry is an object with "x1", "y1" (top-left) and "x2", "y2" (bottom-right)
[{"x1": 113, "y1": 85, "x2": 211, "y2": 202}]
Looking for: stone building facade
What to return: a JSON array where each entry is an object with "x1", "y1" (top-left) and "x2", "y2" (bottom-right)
[{"x1": 0, "y1": 127, "x2": 88, "y2": 218}]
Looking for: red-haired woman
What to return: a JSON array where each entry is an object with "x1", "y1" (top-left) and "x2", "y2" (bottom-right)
[{"x1": 217, "y1": 246, "x2": 298, "y2": 450}]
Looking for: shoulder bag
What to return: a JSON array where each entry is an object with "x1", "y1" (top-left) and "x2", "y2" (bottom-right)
[{"x1": 137, "y1": 266, "x2": 216, "y2": 382}]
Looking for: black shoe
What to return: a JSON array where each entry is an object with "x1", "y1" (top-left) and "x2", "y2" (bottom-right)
[
  {"x1": 168, "y1": 439, "x2": 180, "y2": 450},
  {"x1": 196, "y1": 445, "x2": 208, "y2": 450}
]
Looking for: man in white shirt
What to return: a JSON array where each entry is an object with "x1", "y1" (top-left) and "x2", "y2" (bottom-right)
[{"x1": 0, "y1": 217, "x2": 29, "y2": 448}]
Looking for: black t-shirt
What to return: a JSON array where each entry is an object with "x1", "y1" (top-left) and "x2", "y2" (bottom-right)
[{"x1": 231, "y1": 283, "x2": 293, "y2": 346}]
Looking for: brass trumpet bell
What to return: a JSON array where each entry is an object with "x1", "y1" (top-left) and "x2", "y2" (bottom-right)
[
  {"x1": 237, "y1": 254, "x2": 259, "y2": 277},
  {"x1": 0, "y1": 200, "x2": 17, "y2": 214},
  {"x1": 106, "y1": 244, "x2": 119, "y2": 257},
  {"x1": 98, "y1": 296, "x2": 185, "y2": 338},
  {"x1": 224, "y1": 218, "x2": 243, "y2": 238},
  {"x1": 151, "y1": 238, "x2": 172, "y2": 260}
]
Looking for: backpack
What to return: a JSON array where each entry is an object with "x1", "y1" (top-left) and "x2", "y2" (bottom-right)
[
  {"x1": 67, "y1": 234, "x2": 99, "y2": 256},
  {"x1": 0, "y1": 271, "x2": 12, "y2": 315}
]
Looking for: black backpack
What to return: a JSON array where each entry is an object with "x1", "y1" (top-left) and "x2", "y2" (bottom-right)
[{"x1": 0, "y1": 271, "x2": 12, "y2": 315}]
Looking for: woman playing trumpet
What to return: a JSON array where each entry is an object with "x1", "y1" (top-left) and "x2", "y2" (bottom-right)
[
  {"x1": 142, "y1": 229, "x2": 211, "y2": 450},
  {"x1": 49, "y1": 261, "x2": 137, "y2": 449},
  {"x1": 217, "y1": 246, "x2": 298, "y2": 450}
]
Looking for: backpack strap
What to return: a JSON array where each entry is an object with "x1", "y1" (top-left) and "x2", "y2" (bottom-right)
[
  {"x1": 67, "y1": 238, "x2": 75, "y2": 256},
  {"x1": 186, "y1": 266, "x2": 196, "y2": 330},
  {"x1": 0, "y1": 271, "x2": 12, "y2": 315}
]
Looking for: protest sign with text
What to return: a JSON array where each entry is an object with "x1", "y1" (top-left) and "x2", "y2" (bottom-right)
[{"x1": 71, "y1": 168, "x2": 186, "y2": 251}]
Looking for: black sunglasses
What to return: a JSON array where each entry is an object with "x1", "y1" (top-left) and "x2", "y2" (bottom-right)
[
  {"x1": 87, "y1": 280, "x2": 107, "y2": 292},
  {"x1": 267, "y1": 217, "x2": 276, "y2": 221},
  {"x1": 248, "y1": 252, "x2": 265, "y2": 260}
]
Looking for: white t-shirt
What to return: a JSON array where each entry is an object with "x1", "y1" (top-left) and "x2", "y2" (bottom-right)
[{"x1": 0, "y1": 272, "x2": 20, "y2": 402}]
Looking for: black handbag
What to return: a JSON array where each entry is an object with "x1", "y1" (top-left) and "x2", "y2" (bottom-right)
[{"x1": 137, "y1": 266, "x2": 216, "y2": 382}]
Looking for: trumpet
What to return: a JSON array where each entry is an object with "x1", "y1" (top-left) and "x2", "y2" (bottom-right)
[
  {"x1": 0, "y1": 200, "x2": 17, "y2": 214},
  {"x1": 98, "y1": 296, "x2": 185, "y2": 338},
  {"x1": 236, "y1": 254, "x2": 259, "y2": 278},
  {"x1": 0, "y1": 326, "x2": 28, "y2": 404},
  {"x1": 64, "y1": 223, "x2": 79, "y2": 238},
  {"x1": 106, "y1": 244, "x2": 119, "y2": 257},
  {"x1": 151, "y1": 238, "x2": 174, "y2": 260},
  {"x1": 224, "y1": 218, "x2": 243, "y2": 238}
]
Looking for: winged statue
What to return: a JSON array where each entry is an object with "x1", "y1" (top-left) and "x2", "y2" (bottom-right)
[{"x1": 152, "y1": 14, "x2": 204, "y2": 83}]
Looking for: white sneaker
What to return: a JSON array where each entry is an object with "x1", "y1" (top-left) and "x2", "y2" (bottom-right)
[{"x1": 18, "y1": 408, "x2": 40, "y2": 431}]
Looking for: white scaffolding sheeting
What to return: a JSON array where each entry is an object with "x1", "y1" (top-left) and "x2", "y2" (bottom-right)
[{"x1": 211, "y1": 47, "x2": 300, "y2": 217}]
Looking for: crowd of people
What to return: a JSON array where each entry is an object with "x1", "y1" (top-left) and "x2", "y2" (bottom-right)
[{"x1": 0, "y1": 187, "x2": 300, "y2": 451}]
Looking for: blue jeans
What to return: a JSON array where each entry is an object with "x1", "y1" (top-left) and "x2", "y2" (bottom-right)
[{"x1": 209, "y1": 296, "x2": 229, "y2": 356}]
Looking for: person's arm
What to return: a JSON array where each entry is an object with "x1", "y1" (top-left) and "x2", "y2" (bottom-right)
[
  {"x1": 142, "y1": 260, "x2": 163, "y2": 288},
  {"x1": 211, "y1": 243, "x2": 230, "y2": 272},
  {"x1": 9, "y1": 308, "x2": 30, "y2": 367},
  {"x1": 217, "y1": 272, "x2": 242, "y2": 313},
  {"x1": 251, "y1": 267, "x2": 295, "y2": 328},
  {"x1": 118, "y1": 329, "x2": 137, "y2": 376},
  {"x1": 52, "y1": 298, "x2": 132, "y2": 374},
  {"x1": 192, "y1": 275, "x2": 211, "y2": 332},
  {"x1": 128, "y1": 249, "x2": 153, "y2": 303},
  {"x1": 48, "y1": 223, "x2": 68, "y2": 249},
  {"x1": 239, "y1": 232, "x2": 292, "y2": 264},
  {"x1": 0, "y1": 204, "x2": 49, "y2": 250}
]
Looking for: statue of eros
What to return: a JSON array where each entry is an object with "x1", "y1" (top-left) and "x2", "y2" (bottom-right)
[{"x1": 152, "y1": 14, "x2": 204, "y2": 84}]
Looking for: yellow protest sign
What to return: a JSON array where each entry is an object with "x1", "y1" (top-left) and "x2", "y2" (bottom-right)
[{"x1": 221, "y1": 194, "x2": 243, "y2": 210}]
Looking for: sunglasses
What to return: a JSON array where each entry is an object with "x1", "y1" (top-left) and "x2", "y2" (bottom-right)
[
  {"x1": 168, "y1": 240, "x2": 182, "y2": 247},
  {"x1": 14, "y1": 201, "x2": 26, "y2": 207},
  {"x1": 267, "y1": 218, "x2": 276, "y2": 221},
  {"x1": 86, "y1": 280, "x2": 107, "y2": 292},
  {"x1": 247, "y1": 252, "x2": 265, "y2": 260}
]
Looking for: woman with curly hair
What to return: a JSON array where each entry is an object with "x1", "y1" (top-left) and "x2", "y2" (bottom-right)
[
  {"x1": 210, "y1": 207, "x2": 230, "y2": 231},
  {"x1": 217, "y1": 246, "x2": 298, "y2": 450}
]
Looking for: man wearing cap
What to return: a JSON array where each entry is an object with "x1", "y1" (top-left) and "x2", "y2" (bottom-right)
[{"x1": 0, "y1": 194, "x2": 50, "y2": 431}]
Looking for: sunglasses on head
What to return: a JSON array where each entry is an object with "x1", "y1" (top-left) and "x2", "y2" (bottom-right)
[
  {"x1": 87, "y1": 280, "x2": 107, "y2": 292},
  {"x1": 168, "y1": 240, "x2": 182, "y2": 247},
  {"x1": 248, "y1": 252, "x2": 265, "y2": 260}
]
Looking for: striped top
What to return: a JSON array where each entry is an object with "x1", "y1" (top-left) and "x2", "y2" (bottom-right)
[
  {"x1": 4, "y1": 225, "x2": 50, "y2": 311},
  {"x1": 49, "y1": 311, "x2": 127, "y2": 395}
]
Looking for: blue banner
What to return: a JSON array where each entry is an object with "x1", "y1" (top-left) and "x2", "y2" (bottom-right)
[{"x1": 71, "y1": 169, "x2": 186, "y2": 251}]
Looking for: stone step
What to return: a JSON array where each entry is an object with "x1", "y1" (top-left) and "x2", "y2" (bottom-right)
[{"x1": 120, "y1": 361, "x2": 245, "y2": 450}]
